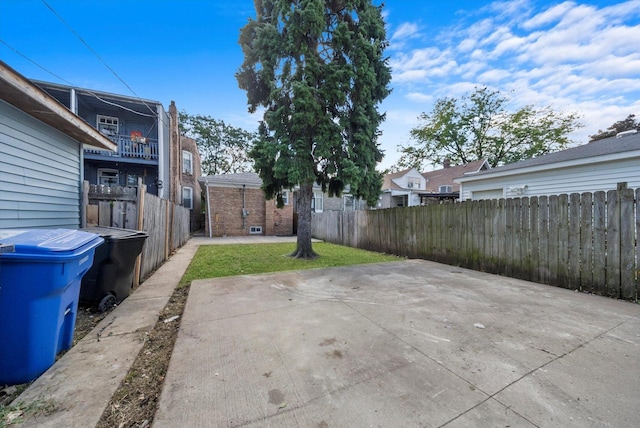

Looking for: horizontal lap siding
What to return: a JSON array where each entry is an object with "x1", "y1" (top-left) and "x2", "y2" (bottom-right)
[
  {"x1": 465, "y1": 160, "x2": 640, "y2": 200},
  {"x1": 0, "y1": 100, "x2": 81, "y2": 229}
]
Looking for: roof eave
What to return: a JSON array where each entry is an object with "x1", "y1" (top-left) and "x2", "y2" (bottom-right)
[{"x1": 0, "y1": 61, "x2": 116, "y2": 151}]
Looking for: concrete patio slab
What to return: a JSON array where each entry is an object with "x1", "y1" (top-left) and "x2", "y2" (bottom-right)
[{"x1": 154, "y1": 260, "x2": 640, "y2": 427}]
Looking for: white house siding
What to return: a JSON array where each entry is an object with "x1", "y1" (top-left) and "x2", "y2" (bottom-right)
[
  {"x1": 0, "y1": 100, "x2": 82, "y2": 228},
  {"x1": 461, "y1": 157, "x2": 640, "y2": 201}
]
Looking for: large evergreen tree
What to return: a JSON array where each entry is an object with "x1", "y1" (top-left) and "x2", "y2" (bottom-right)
[{"x1": 237, "y1": 0, "x2": 391, "y2": 258}]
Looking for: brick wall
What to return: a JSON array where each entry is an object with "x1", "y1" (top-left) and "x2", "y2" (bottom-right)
[
  {"x1": 180, "y1": 136, "x2": 202, "y2": 231},
  {"x1": 265, "y1": 199, "x2": 294, "y2": 236},
  {"x1": 204, "y1": 185, "x2": 294, "y2": 237},
  {"x1": 168, "y1": 101, "x2": 180, "y2": 204}
]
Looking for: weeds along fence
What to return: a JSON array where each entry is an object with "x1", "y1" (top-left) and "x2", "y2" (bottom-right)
[
  {"x1": 83, "y1": 180, "x2": 191, "y2": 283},
  {"x1": 312, "y1": 189, "x2": 639, "y2": 301}
]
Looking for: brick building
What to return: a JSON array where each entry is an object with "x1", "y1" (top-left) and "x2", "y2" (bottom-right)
[
  {"x1": 180, "y1": 136, "x2": 202, "y2": 231},
  {"x1": 199, "y1": 172, "x2": 294, "y2": 237}
]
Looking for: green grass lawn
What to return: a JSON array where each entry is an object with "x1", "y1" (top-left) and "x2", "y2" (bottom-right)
[{"x1": 179, "y1": 242, "x2": 401, "y2": 286}]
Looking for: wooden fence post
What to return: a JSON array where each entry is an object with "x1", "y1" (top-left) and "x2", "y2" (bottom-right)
[
  {"x1": 133, "y1": 178, "x2": 146, "y2": 288},
  {"x1": 81, "y1": 180, "x2": 89, "y2": 228},
  {"x1": 619, "y1": 188, "x2": 635, "y2": 299},
  {"x1": 165, "y1": 199, "x2": 171, "y2": 260}
]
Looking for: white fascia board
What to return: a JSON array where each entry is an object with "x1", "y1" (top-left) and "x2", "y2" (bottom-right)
[{"x1": 198, "y1": 177, "x2": 262, "y2": 189}]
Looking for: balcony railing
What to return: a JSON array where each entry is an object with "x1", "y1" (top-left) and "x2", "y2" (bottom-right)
[{"x1": 85, "y1": 134, "x2": 159, "y2": 161}]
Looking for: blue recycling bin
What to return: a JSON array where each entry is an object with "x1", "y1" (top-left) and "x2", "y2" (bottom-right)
[{"x1": 0, "y1": 229, "x2": 103, "y2": 385}]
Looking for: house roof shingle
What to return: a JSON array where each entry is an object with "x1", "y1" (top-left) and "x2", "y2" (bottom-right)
[
  {"x1": 199, "y1": 172, "x2": 263, "y2": 188},
  {"x1": 457, "y1": 132, "x2": 640, "y2": 182},
  {"x1": 381, "y1": 168, "x2": 413, "y2": 191},
  {"x1": 421, "y1": 159, "x2": 489, "y2": 192}
]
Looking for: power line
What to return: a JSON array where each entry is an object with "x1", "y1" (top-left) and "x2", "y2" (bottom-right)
[
  {"x1": 0, "y1": 38, "x2": 73, "y2": 85},
  {"x1": 0, "y1": 39, "x2": 157, "y2": 118},
  {"x1": 40, "y1": 0, "x2": 158, "y2": 117}
]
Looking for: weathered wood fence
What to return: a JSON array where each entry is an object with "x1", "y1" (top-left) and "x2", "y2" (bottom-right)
[
  {"x1": 83, "y1": 180, "x2": 191, "y2": 283},
  {"x1": 312, "y1": 189, "x2": 639, "y2": 301}
]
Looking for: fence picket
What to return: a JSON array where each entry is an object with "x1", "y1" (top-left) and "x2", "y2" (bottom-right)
[
  {"x1": 580, "y1": 193, "x2": 594, "y2": 292},
  {"x1": 606, "y1": 190, "x2": 621, "y2": 297},
  {"x1": 557, "y1": 194, "x2": 569, "y2": 288},
  {"x1": 592, "y1": 192, "x2": 607, "y2": 295},
  {"x1": 529, "y1": 197, "x2": 540, "y2": 283},
  {"x1": 568, "y1": 193, "x2": 581, "y2": 290},
  {"x1": 620, "y1": 189, "x2": 635, "y2": 299},
  {"x1": 521, "y1": 197, "x2": 531, "y2": 281}
]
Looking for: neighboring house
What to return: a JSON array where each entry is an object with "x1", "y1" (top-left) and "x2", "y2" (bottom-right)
[
  {"x1": 34, "y1": 80, "x2": 172, "y2": 199},
  {"x1": 179, "y1": 135, "x2": 203, "y2": 231},
  {"x1": 421, "y1": 159, "x2": 490, "y2": 203},
  {"x1": 456, "y1": 131, "x2": 640, "y2": 201},
  {"x1": 199, "y1": 172, "x2": 294, "y2": 237},
  {"x1": 0, "y1": 61, "x2": 116, "y2": 229},
  {"x1": 312, "y1": 184, "x2": 368, "y2": 212},
  {"x1": 379, "y1": 168, "x2": 426, "y2": 208}
]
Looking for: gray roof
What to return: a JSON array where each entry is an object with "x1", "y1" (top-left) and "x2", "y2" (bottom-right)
[
  {"x1": 199, "y1": 172, "x2": 263, "y2": 187},
  {"x1": 459, "y1": 131, "x2": 640, "y2": 180}
]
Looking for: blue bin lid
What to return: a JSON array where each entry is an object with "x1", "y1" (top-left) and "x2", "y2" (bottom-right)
[{"x1": 0, "y1": 229, "x2": 101, "y2": 254}]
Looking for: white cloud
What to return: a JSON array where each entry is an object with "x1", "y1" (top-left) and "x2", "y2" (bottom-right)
[
  {"x1": 458, "y1": 38, "x2": 476, "y2": 52},
  {"x1": 390, "y1": 47, "x2": 458, "y2": 82},
  {"x1": 523, "y1": 1, "x2": 576, "y2": 30},
  {"x1": 477, "y1": 69, "x2": 512, "y2": 83},
  {"x1": 582, "y1": 54, "x2": 640, "y2": 78},
  {"x1": 406, "y1": 92, "x2": 433, "y2": 103},
  {"x1": 391, "y1": 22, "x2": 420, "y2": 41}
]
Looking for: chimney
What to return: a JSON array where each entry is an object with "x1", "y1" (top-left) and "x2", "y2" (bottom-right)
[{"x1": 443, "y1": 158, "x2": 451, "y2": 169}]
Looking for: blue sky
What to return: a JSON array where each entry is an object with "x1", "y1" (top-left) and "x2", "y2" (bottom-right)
[{"x1": 1, "y1": 0, "x2": 639, "y2": 170}]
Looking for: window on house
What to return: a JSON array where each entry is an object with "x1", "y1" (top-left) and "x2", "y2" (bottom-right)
[
  {"x1": 126, "y1": 173, "x2": 139, "y2": 186},
  {"x1": 343, "y1": 195, "x2": 354, "y2": 211},
  {"x1": 407, "y1": 177, "x2": 421, "y2": 189},
  {"x1": 439, "y1": 185, "x2": 453, "y2": 193},
  {"x1": 281, "y1": 191, "x2": 289, "y2": 205},
  {"x1": 312, "y1": 191, "x2": 323, "y2": 212},
  {"x1": 250, "y1": 226, "x2": 262, "y2": 234},
  {"x1": 182, "y1": 186, "x2": 193, "y2": 209},
  {"x1": 98, "y1": 168, "x2": 119, "y2": 186},
  {"x1": 182, "y1": 151, "x2": 193, "y2": 175},
  {"x1": 97, "y1": 115, "x2": 119, "y2": 136}
]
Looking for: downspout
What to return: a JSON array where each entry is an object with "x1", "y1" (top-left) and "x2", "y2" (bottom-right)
[
  {"x1": 157, "y1": 104, "x2": 166, "y2": 199},
  {"x1": 206, "y1": 181, "x2": 212, "y2": 238},
  {"x1": 242, "y1": 184, "x2": 246, "y2": 231}
]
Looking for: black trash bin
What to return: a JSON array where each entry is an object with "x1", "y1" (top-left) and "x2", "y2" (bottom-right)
[{"x1": 80, "y1": 227, "x2": 148, "y2": 312}]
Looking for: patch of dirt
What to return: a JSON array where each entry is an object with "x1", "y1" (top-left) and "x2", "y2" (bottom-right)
[
  {"x1": 96, "y1": 285, "x2": 189, "y2": 428},
  {"x1": 74, "y1": 304, "x2": 111, "y2": 345}
]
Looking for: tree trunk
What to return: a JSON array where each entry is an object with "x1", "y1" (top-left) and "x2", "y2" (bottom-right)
[{"x1": 291, "y1": 182, "x2": 318, "y2": 259}]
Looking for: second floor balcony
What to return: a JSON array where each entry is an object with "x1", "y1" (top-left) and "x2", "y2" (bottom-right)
[{"x1": 85, "y1": 134, "x2": 159, "y2": 163}]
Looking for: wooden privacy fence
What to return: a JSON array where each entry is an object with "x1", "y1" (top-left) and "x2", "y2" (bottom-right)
[
  {"x1": 83, "y1": 180, "x2": 191, "y2": 282},
  {"x1": 312, "y1": 188, "x2": 639, "y2": 301}
]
